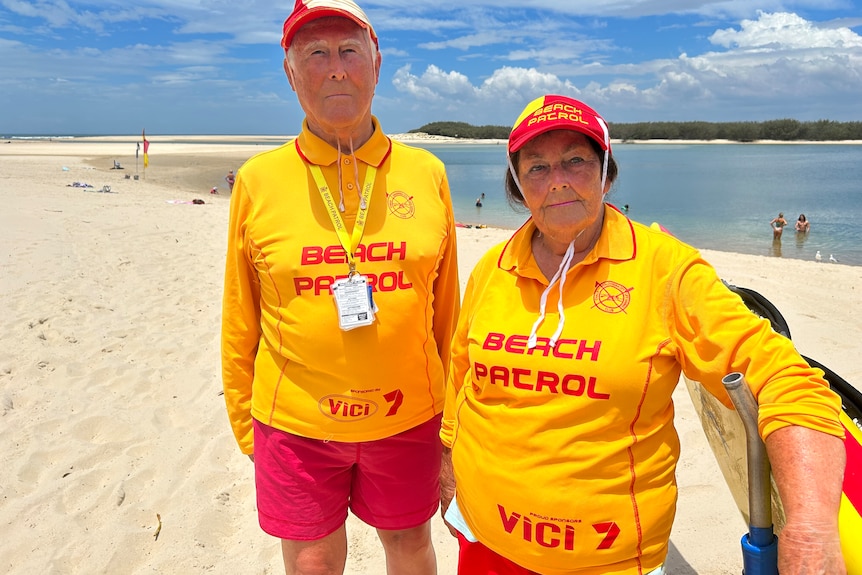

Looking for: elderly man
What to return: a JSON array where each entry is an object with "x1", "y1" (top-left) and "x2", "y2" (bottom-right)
[{"x1": 221, "y1": 1, "x2": 459, "y2": 574}]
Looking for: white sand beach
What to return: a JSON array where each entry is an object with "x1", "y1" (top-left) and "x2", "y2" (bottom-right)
[{"x1": 1, "y1": 138, "x2": 859, "y2": 574}]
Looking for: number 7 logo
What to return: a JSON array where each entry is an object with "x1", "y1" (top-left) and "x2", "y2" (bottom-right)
[
  {"x1": 383, "y1": 389, "x2": 404, "y2": 416},
  {"x1": 593, "y1": 522, "x2": 620, "y2": 549}
]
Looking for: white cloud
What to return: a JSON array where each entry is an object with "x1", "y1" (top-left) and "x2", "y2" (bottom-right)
[
  {"x1": 392, "y1": 64, "x2": 478, "y2": 102},
  {"x1": 504, "y1": 37, "x2": 617, "y2": 63},
  {"x1": 420, "y1": 31, "x2": 507, "y2": 51},
  {"x1": 710, "y1": 10, "x2": 862, "y2": 49},
  {"x1": 389, "y1": 64, "x2": 581, "y2": 124},
  {"x1": 476, "y1": 67, "x2": 577, "y2": 102},
  {"x1": 388, "y1": 10, "x2": 862, "y2": 125}
]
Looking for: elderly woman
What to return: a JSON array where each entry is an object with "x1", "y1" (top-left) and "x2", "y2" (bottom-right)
[{"x1": 439, "y1": 94, "x2": 847, "y2": 575}]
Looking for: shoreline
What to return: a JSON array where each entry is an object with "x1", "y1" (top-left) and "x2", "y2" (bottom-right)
[
  {"x1": 3, "y1": 141, "x2": 860, "y2": 268},
  {"x1": 4, "y1": 133, "x2": 862, "y2": 146}
]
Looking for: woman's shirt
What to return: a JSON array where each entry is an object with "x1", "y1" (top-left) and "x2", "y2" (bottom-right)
[{"x1": 441, "y1": 205, "x2": 843, "y2": 575}]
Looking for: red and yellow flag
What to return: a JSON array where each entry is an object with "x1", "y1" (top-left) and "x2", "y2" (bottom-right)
[{"x1": 142, "y1": 129, "x2": 150, "y2": 168}]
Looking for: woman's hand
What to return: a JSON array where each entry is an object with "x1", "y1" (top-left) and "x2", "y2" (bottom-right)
[
  {"x1": 766, "y1": 426, "x2": 847, "y2": 574},
  {"x1": 777, "y1": 520, "x2": 847, "y2": 574}
]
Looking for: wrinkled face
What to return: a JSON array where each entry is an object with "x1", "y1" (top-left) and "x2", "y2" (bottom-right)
[
  {"x1": 285, "y1": 17, "x2": 380, "y2": 137},
  {"x1": 516, "y1": 130, "x2": 607, "y2": 243}
]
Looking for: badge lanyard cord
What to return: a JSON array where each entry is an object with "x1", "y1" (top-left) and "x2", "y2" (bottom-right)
[{"x1": 308, "y1": 163, "x2": 377, "y2": 276}]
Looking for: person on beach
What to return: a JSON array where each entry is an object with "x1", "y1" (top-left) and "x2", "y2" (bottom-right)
[
  {"x1": 795, "y1": 213, "x2": 810, "y2": 233},
  {"x1": 221, "y1": 1, "x2": 459, "y2": 574},
  {"x1": 224, "y1": 169, "x2": 235, "y2": 191},
  {"x1": 440, "y1": 94, "x2": 847, "y2": 575},
  {"x1": 770, "y1": 212, "x2": 788, "y2": 239}
]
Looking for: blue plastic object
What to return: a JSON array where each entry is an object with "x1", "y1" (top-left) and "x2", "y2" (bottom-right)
[{"x1": 740, "y1": 527, "x2": 778, "y2": 575}]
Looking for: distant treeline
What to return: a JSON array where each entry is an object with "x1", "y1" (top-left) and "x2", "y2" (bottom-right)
[
  {"x1": 411, "y1": 122, "x2": 511, "y2": 140},
  {"x1": 411, "y1": 119, "x2": 862, "y2": 142}
]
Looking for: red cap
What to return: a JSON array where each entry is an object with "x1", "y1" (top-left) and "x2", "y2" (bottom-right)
[
  {"x1": 281, "y1": 0, "x2": 378, "y2": 50},
  {"x1": 508, "y1": 95, "x2": 611, "y2": 154}
]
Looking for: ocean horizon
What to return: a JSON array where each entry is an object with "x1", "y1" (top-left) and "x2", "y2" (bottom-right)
[{"x1": 415, "y1": 142, "x2": 862, "y2": 267}]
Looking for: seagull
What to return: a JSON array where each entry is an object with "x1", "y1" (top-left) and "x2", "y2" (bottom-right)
[
  {"x1": 815, "y1": 251, "x2": 822, "y2": 262},
  {"x1": 829, "y1": 254, "x2": 838, "y2": 263}
]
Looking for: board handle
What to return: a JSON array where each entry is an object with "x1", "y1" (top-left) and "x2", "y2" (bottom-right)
[{"x1": 722, "y1": 373, "x2": 774, "y2": 541}]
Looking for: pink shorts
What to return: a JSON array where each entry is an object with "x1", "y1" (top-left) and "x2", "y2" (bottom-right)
[{"x1": 253, "y1": 414, "x2": 442, "y2": 540}]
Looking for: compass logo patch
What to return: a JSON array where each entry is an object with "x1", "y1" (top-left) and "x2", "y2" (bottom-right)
[
  {"x1": 592, "y1": 281, "x2": 634, "y2": 314},
  {"x1": 387, "y1": 191, "x2": 415, "y2": 219}
]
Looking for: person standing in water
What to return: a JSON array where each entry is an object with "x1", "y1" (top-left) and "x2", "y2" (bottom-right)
[{"x1": 770, "y1": 212, "x2": 788, "y2": 239}]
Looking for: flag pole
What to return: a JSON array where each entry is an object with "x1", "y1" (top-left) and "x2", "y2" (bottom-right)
[{"x1": 142, "y1": 129, "x2": 149, "y2": 180}]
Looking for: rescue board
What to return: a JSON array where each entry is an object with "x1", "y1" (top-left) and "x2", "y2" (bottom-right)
[{"x1": 683, "y1": 283, "x2": 862, "y2": 574}]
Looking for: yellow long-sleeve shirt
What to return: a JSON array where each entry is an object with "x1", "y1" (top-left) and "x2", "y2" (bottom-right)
[
  {"x1": 222, "y1": 119, "x2": 459, "y2": 453},
  {"x1": 441, "y1": 205, "x2": 843, "y2": 575}
]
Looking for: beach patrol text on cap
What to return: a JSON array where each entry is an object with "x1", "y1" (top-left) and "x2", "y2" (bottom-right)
[
  {"x1": 281, "y1": 0, "x2": 378, "y2": 49},
  {"x1": 508, "y1": 95, "x2": 610, "y2": 154}
]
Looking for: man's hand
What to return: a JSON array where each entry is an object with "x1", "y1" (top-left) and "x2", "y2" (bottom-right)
[{"x1": 440, "y1": 447, "x2": 458, "y2": 538}]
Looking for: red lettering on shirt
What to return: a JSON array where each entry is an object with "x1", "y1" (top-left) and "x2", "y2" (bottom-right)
[
  {"x1": 294, "y1": 271, "x2": 413, "y2": 296},
  {"x1": 512, "y1": 368, "x2": 532, "y2": 390},
  {"x1": 477, "y1": 364, "x2": 610, "y2": 400},
  {"x1": 302, "y1": 246, "x2": 324, "y2": 265},
  {"x1": 504, "y1": 335, "x2": 529, "y2": 353},
  {"x1": 474, "y1": 362, "x2": 488, "y2": 378},
  {"x1": 318, "y1": 395, "x2": 378, "y2": 421},
  {"x1": 482, "y1": 332, "x2": 601, "y2": 361},
  {"x1": 323, "y1": 245, "x2": 346, "y2": 263},
  {"x1": 301, "y1": 242, "x2": 408, "y2": 265},
  {"x1": 535, "y1": 371, "x2": 559, "y2": 394},
  {"x1": 536, "y1": 521, "x2": 561, "y2": 548},
  {"x1": 593, "y1": 522, "x2": 620, "y2": 550},
  {"x1": 489, "y1": 365, "x2": 511, "y2": 387},
  {"x1": 497, "y1": 505, "x2": 577, "y2": 551},
  {"x1": 499, "y1": 505, "x2": 521, "y2": 533},
  {"x1": 577, "y1": 339, "x2": 601, "y2": 362},
  {"x1": 383, "y1": 389, "x2": 404, "y2": 417},
  {"x1": 484, "y1": 333, "x2": 505, "y2": 351}
]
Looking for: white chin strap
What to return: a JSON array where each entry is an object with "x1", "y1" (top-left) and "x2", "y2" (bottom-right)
[
  {"x1": 507, "y1": 133, "x2": 609, "y2": 350},
  {"x1": 527, "y1": 237, "x2": 576, "y2": 349}
]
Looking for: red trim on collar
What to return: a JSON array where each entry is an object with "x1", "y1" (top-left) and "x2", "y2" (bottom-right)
[
  {"x1": 294, "y1": 138, "x2": 309, "y2": 164},
  {"x1": 378, "y1": 137, "x2": 393, "y2": 167},
  {"x1": 496, "y1": 218, "x2": 532, "y2": 271}
]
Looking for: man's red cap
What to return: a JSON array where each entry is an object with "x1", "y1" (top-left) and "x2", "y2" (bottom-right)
[
  {"x1": 281, "y1": 0, "x2": 378, "y2": 50},
  {"x1": 508, "y1": 94, "x2": 611, "y2": 154}
]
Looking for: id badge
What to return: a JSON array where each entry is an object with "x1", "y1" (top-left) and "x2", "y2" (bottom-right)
[{"x1": 331, "y1": 275, "x2": 376, "y2": 331}]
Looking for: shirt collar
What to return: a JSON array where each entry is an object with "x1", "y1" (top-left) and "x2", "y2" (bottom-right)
[
  {"x1": 295, "y1": 116, "x2": 392, "y2": 168},
  {"x1": 498, "y1": 204, "x2": 636, "y2": 275}
]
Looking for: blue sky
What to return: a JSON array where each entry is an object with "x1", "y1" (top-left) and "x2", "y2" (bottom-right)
[{"x1": 1, "y1": 0, "x2": 861, "y2": 135}]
